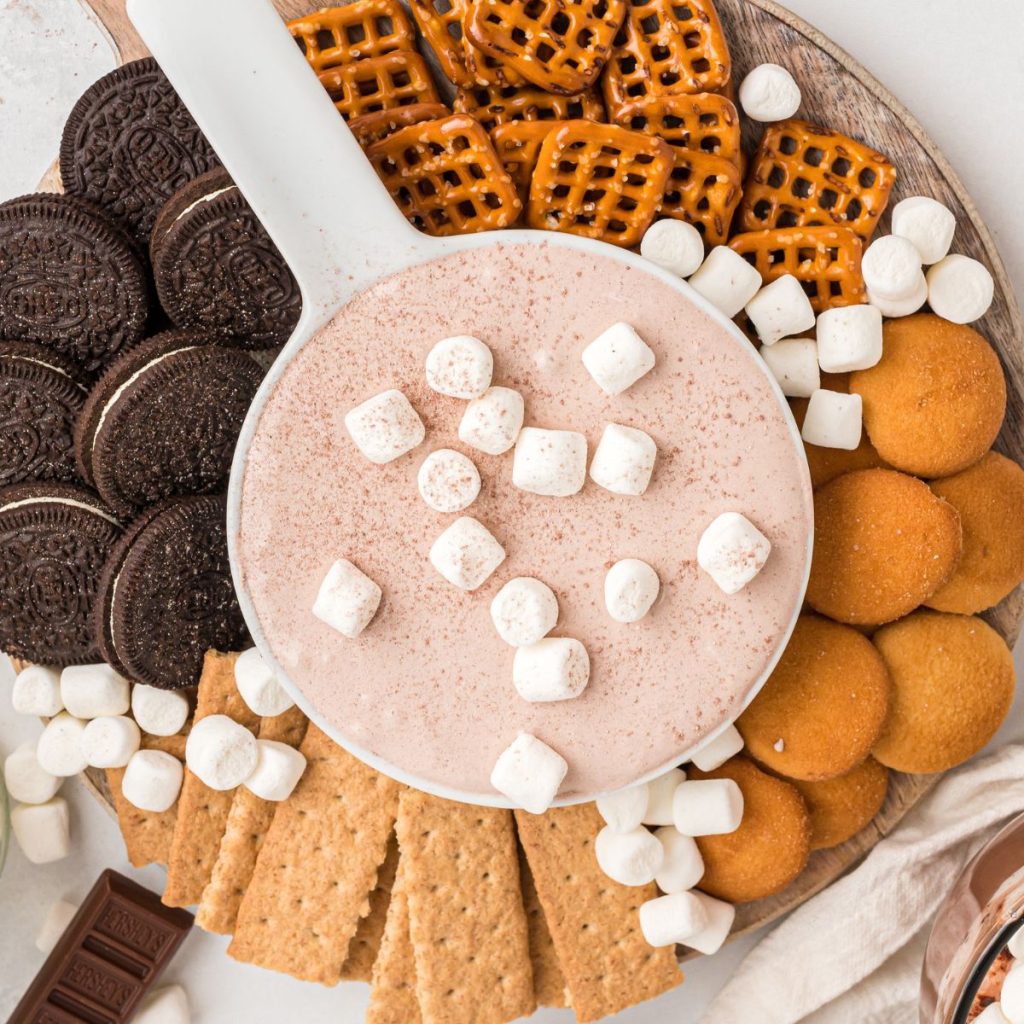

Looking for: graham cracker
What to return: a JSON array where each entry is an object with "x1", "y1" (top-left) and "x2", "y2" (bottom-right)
[
  {"x1": 367, "y1": 862, "x2": 422, "y2": 1024},
  {"x1": 195, "y1": 706, "x2": 309, "y2": 934},
  {"x1": 228, "y1": 723, "x2": 401, "y2": 984},
  {"x1": 396, "y1": 789, "x2": 536, "y2": 1024},
  {"x1": 162, "y1": 650, "x2": 262, "y2": 908},
  {"x1": 342, "y1": 833, "x2": 400, "y2": 982},
  {"x1": 515, "y1": 804, "x2": 683, "y2": 1022},
  {"x1": 519, "y1": 846, "x2": 569, "y2": 1009}
]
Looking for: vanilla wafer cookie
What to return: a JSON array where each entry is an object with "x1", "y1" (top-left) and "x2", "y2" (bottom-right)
[
  {"x1": 228, "y1": 724, "x2": 401, "y2": 984},
  {"x1": 520, "y1": 848, "x2": 568, "y2": 1008},
  {"x1": 342, "y1": 835, "x2": 400, "y2": 982},
  {"x1": 367, "y1": 862, "x2": 422, "y2": 1024}
]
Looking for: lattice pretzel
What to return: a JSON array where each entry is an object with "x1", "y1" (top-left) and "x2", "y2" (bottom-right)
[
  {"x1": 490, "y1": 120, "x2": 564, "y2": 198},
  {"x1": 527, "y1": 120, "x2": 673, "y2": 248},
  {"x1": 318, "y1": 51, "x2": 441, "y2": 121},
  {"x1": 658, "y1": 150, "x2": 740, "y2": 244},
  {"x1": 455, "y1": 82, "x2": 606, "y2": 132},
  {"x1": 408, "y1": 0, "x2": 475, "y2": 86},
  {"x1": 602, "y1": 0, "x2": 732, "y2": 117},
  {"x1": 466, "y1": 0, "x2": 627, "y2": 95},
  {"x1": 367, "y1": 114, "x2": 522, "y2": 235},
  {"x1": 729, "y1": 226, "x2": 866, "y2": 312},
  {"x1": 739, "y1": 119, "x2": 896, "y2": 240},
  {"x1": 349, "y1": 103, "x2": 451, "y2": 147},
  {"x1": 289, "y1": 2, "x2": 416, "y2": 72},
  {"x1": 610, "y1": 92, "x2": 740, "y2": 164}
]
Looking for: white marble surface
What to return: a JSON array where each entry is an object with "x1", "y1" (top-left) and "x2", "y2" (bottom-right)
[{"x1": 0, "y1": 1, "x2": 1022, "y2": 1022}]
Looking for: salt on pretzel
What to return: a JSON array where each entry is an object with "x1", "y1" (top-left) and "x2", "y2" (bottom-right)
[
  {"x1": 610, "y1": 92, "x2": 741, "y2": 165},
  {"x1": 367, "y1": 113, "x2": 523, "y2": 235},
  {"x1": 455, "y1": 82, "x2": 606, "y2": 132},
  {"x1": 319, "y1": 51, "x2": 441, "y2": 121},
  {"x1": 660, "y1": 150, "x2": 741, "y2": 245},
  {"x1": 729, "y1": 226, "x2": 866, "y2": 312},
  {"x1": 466, "y1": 0, "x2": 627, "y2": 95},
  {"x1": 739, "y1": 119, "x2": 897, "y2": 240},
  {"x1": 348, "y1": 103, "x2": 451, "y2": 147},
  {"x1": 289, "y1": 1, "x2": 416, "y2": 72},
  {"x1": 490, "y1": 120, "x2": 565, "y2": 198},
  {"x1": 602, "y1": 0, "x2": 732, "y2": 117},
  {"x1": 527, "y1": 120, "x2": 673, "y2": 248}
]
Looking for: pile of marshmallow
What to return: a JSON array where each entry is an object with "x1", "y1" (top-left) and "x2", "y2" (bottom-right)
[{"x1": 984, "y1": 928, "x2": 1024, "y2": 1024}]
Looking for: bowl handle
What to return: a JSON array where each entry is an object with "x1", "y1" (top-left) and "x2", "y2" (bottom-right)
[{"x1": 127, "y1": 0, "x2": 435, "y2": 331}]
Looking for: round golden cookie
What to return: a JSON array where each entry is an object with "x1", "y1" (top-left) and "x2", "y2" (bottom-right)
[
  {"x1": 788, "y1": 758, "x2": 889, "y2": 851},
  {"x1": 849, "y1": 314, "x2": 1006, "y2": 478},
  {"x1": 872, "y1": 610, "x2": 1015, "y2": 774},
  {"x1": 807, "y1": 468, "x2": 963, "y2": 626},
  {"x1": 926, "y1": 452, "x2": 1024, "y2": 614},
  {"x1": 737, "y1": 614, "x2": 892, "y2": 781},
  {"x1": 692, "y1": 757, "x2": 811, "y2": 904}
]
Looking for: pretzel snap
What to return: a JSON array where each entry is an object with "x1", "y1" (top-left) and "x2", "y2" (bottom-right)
[
  {"x1": 289, "y1": 2, "x2": 415, "y2": 72},
  {"x1": 319, "y1": 51, "x2": 441, "y2": 121},
  {"x1": 455, "y1": 82, "x2": 606, "y2": 132},
  {"x1": 610, "y1": 92, "x2": 740, "y2": 164},
  {"x1": 527, "y1": 120, "x2": 673, "y2": 248},
  {"x1": 659, "y1": 150, "x2": 741, "y2": 245},
  {"x1": 367, "y1": 114, "x2": 523, "y2": 235},
  {"x1": 490, "y1": 120, "x2": 565, "y2": 198},
  {"x1": 739, "y1": 120, "x2": 896, "y2": 240},
  {"x1": 348, "y1": 103, "x2": 451, "y2": 147},
  {"x1": 729, "y1": 226, "x2": 866, "y2": 312}
]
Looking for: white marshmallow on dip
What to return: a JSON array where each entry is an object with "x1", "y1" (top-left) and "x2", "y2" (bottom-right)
[
  {"x1": 581, "y1": 323, "x2": 655, "y2": 396},
  {"x1": 490, "y1": 733, "x2": 568, "y2": 813},
  {"x1": 429, "y1": 516, "x2": 505, "y2": 591},
  {"x1": 589, "y1": 423, "x2": 657, "y2": 496},
  {"x1": 512, "y1": 638, "x2": 590, "y2": 703},
  {"x1": 344, "y1": 388, "x2": 425, "y2": 464},
  {"x1": 417, "y1": 449, "x2": 481, "y2": 513},
  {"x1": 513, "y1": 427, "x2": 588, "y2": 497},
  {"x1": 313, "y1": 559, "x2": 383, "y2": 638},
  {"x1": 697, "y1": 512, "x2": 771, "y2": 595},
  {"x1": 425, "y1": 335, "x2": 493, "y2": 399},
  {"x1": 604, "y1": 559, "x2": 660, "y2": 623},
  {"x1": 458, "y1": 387, "x2": 524, "y2": 455},
  {"x1": 490, "y1": 577, "x2": 559, "y2": 647}
]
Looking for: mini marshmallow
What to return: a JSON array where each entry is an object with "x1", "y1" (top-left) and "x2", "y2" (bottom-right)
[
  {"x1": 801, "y1": 389, "x2": 863, "y2": 451},
  {"x1": 490, "y1": 732, "x2": 568, "y2": 814},
  {"x1": 760, "y1": 337, "x2": 820, "y2": 398},
  {"x1": 60, "y1": 663, "x2": 130, "y2": 720},
  {"x1": 861, "y1": 235, "x2": 923, "y2": 301},
  {"x1": 978, "y1": 1005, "x2": 1011, "y2": 1024},
  {"x1": 640, "y1": 219, "x2": 705, "y2": 278},
  {"x1": 35, "y1": 713, "x2": 88, "y2": 777},
  {"x1": 234, "y1": 647, "x2": 295, "y2": 717},
  {"x1": 891, "y1": 195, "x2": 956, "y2": 265},
  {"x1": 639, "y1": 891, "x2": 709, "y2": 947},
  {"x1": 654, "y1": 826, "x2": 705, "y2": 894},
  {"x1": 697, "y1": 512, "x2": 772, "y2": 595},
  {"x1": 816, "y1": 304, "x2": 884, "y2": 373},
  {"x1": 185, "y1": 714, "x2": 258, "y2": 791},
  {"x1": 425, "y1": 335, "x2": 493, "y2": 399},
  {"x1": 490, "y1": 577, "x2": 559, "y2": 646},
  {"x1": 744, "y1": 274, "x2": 816, "y2": 346},
  {"x1": 135, "y1": 985, "x2": 191, "y2": 1024},
  {"x1": 868, "y1": 274, "x2": 927, "y2": 318},
  {"x1": 581, "y1": 322, "x2": 656, "y2": 396},
  {"x1": 11, "y1": 798, "x2": 71, "y2": 864},
  {"x1": 81, "y1": 715, "x2": 141, "y2": 769},
  {"x1": 36, "y1": 899, "x2": 79, "y2": 954},
  {"x1": 685, "y1": 891, "x2": 736, "y2": 955},
  {"x1": 927, "y1": 253, "x2": 995, "y2": 324},
  {"x1": 4, "y1": 742, "x2": 62, "y2": 805},
  {"x1": 596, "y1": 784, "x2": 649, "y2": 833},
  {"x1": 1009, "y1": 926, "x2": 1024, "y2": 960},
  {"x1": 131, "y1": 684, "x2": 190, "y2": 737},
  {"x1": 11, "y1": 664, "x2": 63, "y2": 717},
  {"x1": 122, "y1": 750, "x2": 183, "y2": 812},
  {"x1": 458, "y1": 386, "x2": 525, "y2": 455},
  {"x1": 345, "y1": 388, "x2": 425, "y2": 464},
  {"x1": 1002, "y1": 963, "x2": 1024, "y2": 1024},
  {"x1": 429, "y1": 516, "x2": 505, "y2": 591},
  {"x1": 688, "y1": 246, "x2": 763, "y2": 319},
  {"x1": 690, "y1": 724, "x2": 744, "y2": 773},
  {"x1": 643, "y1": 766, "x2": 686, "y2": 826},
  {"x1": 313, "y1": 559, "x2": 382, "y2": 637},
  {"x1": 513, "y1": 637, "x2": 590, "y2": 703},
  {"x1": 738, "y1": 62, "x2": 801, "y2": 122},
  {"x1": 595, "y1": 825, "x2": 665, "y2": 886},
  {"x1": 673, "y1": 778, "x2": 744, "y2": 836},
  {"x1": 589, "y1": 423, "x2": 657, "y2": 496},
  {"x1": 417, "y1": 448, "x2": 481, "y2": 513},
  {"x1": 244, "y1": 739, "x2": 308, "y2": 802},
  {"x1": 513, "y1": 427, "x2": 587, "y2": 497},
  {"x1": 604, "y1": 559, "x2": 660, "y2": 623}
]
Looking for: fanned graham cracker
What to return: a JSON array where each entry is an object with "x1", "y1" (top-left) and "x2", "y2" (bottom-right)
[
  {"x1": 396, "y1": 790, "x2": 536, "y2": 1024},
  {"x1": 515, "y1": 804, "x2": 683, "y2": 1022},
  {"x1": 519, "y1": 847, "x2": 569, "y2": 1009},
  {"x1": 342, "y1": 834, "x2": 400, "y2": 982},
  {"x1": 162, "y1": 650, "x2": 262, "y2": 908},
  {"x1": 228, "y1": 723, "x2": 401, "y2": 984},
  {"x1": 367, "y1": 862, "x2": 422, "y2": 1024},
  {"x1": 195, "y1": 705, "x2": 309, "y2": 934}
]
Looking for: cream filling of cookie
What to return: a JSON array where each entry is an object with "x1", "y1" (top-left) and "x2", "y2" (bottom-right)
[
  {"x1": 3, "y1": 355, "x2": 88, "y2": 392},
  {"x1": 0, "y1": 495, "x2": 119, "y2": 526},
  {"x1": 165, "y1": 186, "x2": 237, "y2": 240}
]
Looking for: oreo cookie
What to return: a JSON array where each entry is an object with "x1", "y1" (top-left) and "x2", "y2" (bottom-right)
[
  {"x1": 150, "y1": 169, "x2": 301, "y2": 349},
  {"x1": 74, "y1": 330, "x2": 264, "y2": 517},
  {"x1": 0, "y1": 194, "x2": 149, "y2": 372},
  {"x1": 60, "y1": 59, "x2": 220, "y2": 248},
  {"x1": 97, "y1": 495, "x2": 248, "y2": 689},
  {"x1": 0, "y1": 483, "x2": 121, "y2": 665}
]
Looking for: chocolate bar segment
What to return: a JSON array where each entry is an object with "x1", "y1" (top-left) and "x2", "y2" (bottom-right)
[{"x1": 9, "y1": 869, "x2": 193, "y2": 1024}]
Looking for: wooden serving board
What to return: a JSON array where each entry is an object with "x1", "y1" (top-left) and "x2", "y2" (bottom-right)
[{"x1": 68, "y1": 0, "x2": 1023, "y2": 944}]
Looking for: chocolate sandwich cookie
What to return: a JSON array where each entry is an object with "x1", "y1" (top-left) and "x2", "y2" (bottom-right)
[
  {"x1": 150, "y1": 169, "x2": 301, "y2": 349},
  {"x1": 60, "y1": 59, "x2": 220, "y2": 247},
  {"x1": 0, "y1": 482, "x2": 121, "y2": 665},
  {"x1": 0, "y1": 194, "x2": 149, "y2": 372},
  {"x1": 74, "y1": 330, "x2": 264, "y2": 516},
  {"x1": 98, "y1": 495, "x2": 248, "y2": 689},
  {"x1": 0, "y1": 342, "x2": 87, "y2": 485}
]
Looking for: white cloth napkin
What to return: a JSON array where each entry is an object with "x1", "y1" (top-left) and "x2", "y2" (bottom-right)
[{"x1": 701, "y1": 744, "x2": 1024, "y2": 1024}]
